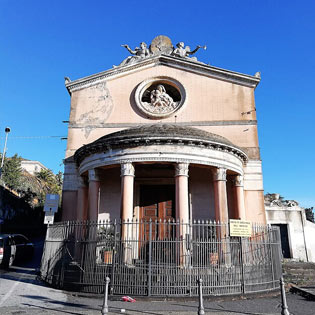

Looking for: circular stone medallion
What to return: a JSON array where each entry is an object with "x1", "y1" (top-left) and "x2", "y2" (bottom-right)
[
  {"x1": 135, "y1": 77, "x2": 186, "y2": 119},
  {"x1": 150, "y1": 35, "x2": 173, "y2": 54}
]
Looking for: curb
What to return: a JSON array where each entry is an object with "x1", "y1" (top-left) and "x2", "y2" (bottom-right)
[{"x1": 290, "y1": 285, "x2": 315, "y2": 300}]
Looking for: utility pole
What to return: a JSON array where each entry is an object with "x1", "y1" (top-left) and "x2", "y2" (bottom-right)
[{"x1": 0, "y1": 127, "x2": 11, "y2": 178}]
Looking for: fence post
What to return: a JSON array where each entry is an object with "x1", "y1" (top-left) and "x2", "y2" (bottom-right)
[
  {"x1": 239, "y1": 237, "x2": 245, "y2": 294},
  {"x1": 148, "y1": 219, "x2": 152, "y2": 296},
  {"x1": 269, "y1": 227, "x2": 275, "y2": 288},
  {"x1": 101, "y1": 277, "x2": 110, "y2": 314},
  {"x1": 110, "y1": 220, "x2": 117, "y2": 295},
  {"x1": 198, "y1": 279, "x2": 205, "y2": 315},
  {"x1": 60, "y1": 222, "x2": 70, "y2": 288},
  {"x1": 280, "y1": 277, "x2": 290, "y2": 315}
]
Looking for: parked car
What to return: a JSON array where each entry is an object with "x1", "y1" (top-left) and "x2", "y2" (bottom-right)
[{"x1": 0, "y1": 234, "x2": 34, "y2": 268}]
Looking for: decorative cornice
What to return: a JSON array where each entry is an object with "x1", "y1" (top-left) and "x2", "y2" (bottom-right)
[
  {"x1": 65, "y1": 54, "x2": 260, "y2": 94},
  {"x1": 79, "y1": 154, "x2": 243, "y2": 177},
  {"x1": 69, "y1": 120, "x2": 257, "y2": 129},
  {"x1": 74, "y1": 127, "x2": 248, "y2": 166},
  {"x1": 175, "y1": 163, "x2": 189, "y2": 177},
  {"x1": 213, "y1": 167, "x2": 227, "y2": 181},
  {"x1": 120, "y1": 163, "x2": 135, "y2": 177}
]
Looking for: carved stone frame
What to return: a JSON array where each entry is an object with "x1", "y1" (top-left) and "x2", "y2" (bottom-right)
[{"x1": 134, "y1": 76, "x2": 186, "y2": 119}]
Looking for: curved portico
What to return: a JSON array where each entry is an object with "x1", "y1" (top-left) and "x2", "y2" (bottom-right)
[{"x1": 73, "y1": 124, "x2": 248, "y2": 226}]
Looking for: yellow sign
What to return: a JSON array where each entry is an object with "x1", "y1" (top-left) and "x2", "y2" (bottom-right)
[{"x1": 229, "y1": 219, "x2": 252, "y2": 237}]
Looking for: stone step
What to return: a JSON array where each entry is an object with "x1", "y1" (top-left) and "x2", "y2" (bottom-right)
[{"x1": 282, "y1": 262, "x2": 315, "y2": 286}]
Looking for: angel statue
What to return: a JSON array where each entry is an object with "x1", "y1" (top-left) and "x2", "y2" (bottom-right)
[
  {"x1": 116, "y1": 42, "x2": 151, "y2": 67},
  {"x1": 172, "y1": 42, "x2": 206, "y2": 61}
]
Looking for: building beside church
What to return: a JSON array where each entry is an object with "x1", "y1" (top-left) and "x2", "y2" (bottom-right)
[
  {"x1": 265, "y1": 193, "x2": 315, "y2": 262},
  {"x1": 21, "y1": 159, "x2": 48, "y2": 175},
  {"x1": 61, "y1": 35, "x2": 265, "y2": 226}
]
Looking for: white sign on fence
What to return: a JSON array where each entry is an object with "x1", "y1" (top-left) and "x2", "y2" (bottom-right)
[
  {"x1": 44, "y1": 194, "x2": 59, "y2": 213},
  {"x1": 44, "y1": 211, "x2": 55, "y2": 224},
  {"x1": 229, "y1": 219, "x2": 252, "y2": 237}
]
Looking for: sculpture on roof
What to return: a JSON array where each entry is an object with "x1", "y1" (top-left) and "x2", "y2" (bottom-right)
[
  {"x1": 117, "y1": 42, "x2": 151, "y2": 67},
  {"x1": 264, "y1": 193, "x2": 299, "y2": 208},
  {"x1": 115, "y1": 35, "x2": 206, "y2": 68},
  {"x1": 171, "y1": 42, "x2": 207, "y2": 61}
]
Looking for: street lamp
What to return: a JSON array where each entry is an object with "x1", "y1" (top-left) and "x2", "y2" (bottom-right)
[{"x1": 0, "y1": 127, "x2": 11, "y2": 178}]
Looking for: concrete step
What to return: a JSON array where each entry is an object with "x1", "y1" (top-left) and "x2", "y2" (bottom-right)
[{"x1": 282, "y1": 261, "x2": 315, "y2": 286}]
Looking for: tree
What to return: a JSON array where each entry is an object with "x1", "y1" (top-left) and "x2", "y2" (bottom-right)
[
  {"x1": 36, "y1": 169, "x2": 55, "y2": 185},
  {"x1": 305, "y1": 207, "x2": 314, "y2": 223},
  {"x1": 55, "y1": 171, "x2": 63, "y2": 187},
  {"x1": 2, "y1": 154, "x2": 22, "y2": 190},
  {"x1": 35, "y1": 168, "x2": 63, "y2": 198}
]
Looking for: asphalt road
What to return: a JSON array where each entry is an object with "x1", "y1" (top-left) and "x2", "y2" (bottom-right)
[{"x1": 0, "y1": 238, "x2": 314, "y2": 314}]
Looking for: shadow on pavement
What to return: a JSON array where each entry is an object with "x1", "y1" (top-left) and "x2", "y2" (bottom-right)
[
  {"x1": 21, "y1": 295, "x2": 93, "y2": 309},
  {"x1": 0, "y1": 267, "x2": 48, "y2": 288},
  {"x1": 22, "y1": 303, "x2": 84, "y2": 315}
]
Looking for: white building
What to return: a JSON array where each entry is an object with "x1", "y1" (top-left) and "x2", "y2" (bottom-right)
[
  {"x1": 21, "y1": 160, "x2": 48, "y2": 175},
  {"x1": 265, "y1": 194, "x2": 315, "y2": 262}
]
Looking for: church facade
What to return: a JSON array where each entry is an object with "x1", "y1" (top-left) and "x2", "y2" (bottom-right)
[{"x1": 61, "y1": 35, "x2": 265, "y2": 227}]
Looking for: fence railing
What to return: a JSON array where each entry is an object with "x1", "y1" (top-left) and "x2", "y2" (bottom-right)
[{"x1": 40, "y1": 219, "x2": 282, "y2": 296}]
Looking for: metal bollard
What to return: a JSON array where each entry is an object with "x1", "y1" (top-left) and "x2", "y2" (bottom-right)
[
  {"x1": 198, "y1": 278, "x2": 205, "y2": 315},
  {"x1": 101, "y1": 277, "x2": 110, "y2": 315},
  {"x1": 280, "y1": 277, "x2": 290, "y2": 315}
]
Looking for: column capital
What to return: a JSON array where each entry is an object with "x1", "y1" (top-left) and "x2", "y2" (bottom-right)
[
  {"x1": 78, "y1": 175, "x2": 88, "y2": 188},
  {"x1": 232, "y1": 174, "x2": 244, "y2": 187},
  {"x1": 88, "y1": 169, "x2": 101, "y2": 182},
  {"x1": 175, "y1": 163, "x2": 189, "y2": 177},
  {"x1": 120, "y1": 162, "x2": 135, "y2": 177},
  {"x1": 213, "y1": 167, "x2": 227, "y2": 181}
]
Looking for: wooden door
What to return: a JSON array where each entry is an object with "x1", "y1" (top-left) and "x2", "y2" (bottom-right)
[{"x1": 140, "y1": 185, "x2": 175, "y2": 240}]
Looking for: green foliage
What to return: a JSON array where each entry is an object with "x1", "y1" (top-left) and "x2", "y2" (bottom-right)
[
  {"x1": 1, "y1": 154, "x2": 63, "y2": 207},
  {"x1": 305, "y1": 207, "x2": 314, "y2": 223},
  {"x1": 35, "y1": 168, "x2": 63, "y2": 196},
  {"x1": 2, "y1": 154, "x2": 22, "y2": 190}
]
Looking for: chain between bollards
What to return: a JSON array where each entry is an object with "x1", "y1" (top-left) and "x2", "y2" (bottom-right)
[
  {"x1": 280, "y1": 277, "x2": 290, "y2": 315},
  {"x1": 101, "y1": 277, "x2": 110, "y2": 314},
  {"x1": 198, "y1": 278, "x2": 205, "y2": 315}
]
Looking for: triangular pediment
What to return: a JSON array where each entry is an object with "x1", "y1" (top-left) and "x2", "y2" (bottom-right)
[{"x1": 65, "y1": 54, "x2": 260, "y2": 94}]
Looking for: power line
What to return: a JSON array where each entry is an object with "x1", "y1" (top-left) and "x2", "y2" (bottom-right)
[{"x1": 0, "y1": 135, "x2": 67, "y2": 140}]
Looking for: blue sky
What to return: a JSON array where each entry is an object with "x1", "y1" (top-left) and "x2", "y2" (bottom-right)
[{"x1": 0, "y1": 1, "x2": 314, "y2": 207}]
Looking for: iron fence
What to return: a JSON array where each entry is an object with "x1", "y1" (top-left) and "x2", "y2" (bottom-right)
[{"x1": 40, "y1": 220, "x2": 282, "y2": 296}]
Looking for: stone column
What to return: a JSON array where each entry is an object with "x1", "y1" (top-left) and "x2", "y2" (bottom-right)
[
  {"x1": 75, "y1": 175, "x2": 88, "y2": 261},
  {"x1": 233, "y1": 175, "x2": 246, "y2": 220},
  {"x1": 213, "y1": 167, "x2": 230, "y2": 264},
  {"x1": 120, "y1": 163, "x2": 135, "y2": 265},
  {"x1": 213, "y1": 167, "x2": 229, "y2": 224},
  {"x1": 76, "y1": 175, "x2": 88, "y2": 222},
  {"x1": 175, "y1": 163, "x2": 190, "y2": 226},
  {"x1": 120, "y1": 163, "x2": 135, "y2": 224},
  {"x1": 88, "y1": 169, "x2": 101, "y2": 222},
  {"x1": 175, "y1": 162, "x2": 190, "y2": 266}
]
